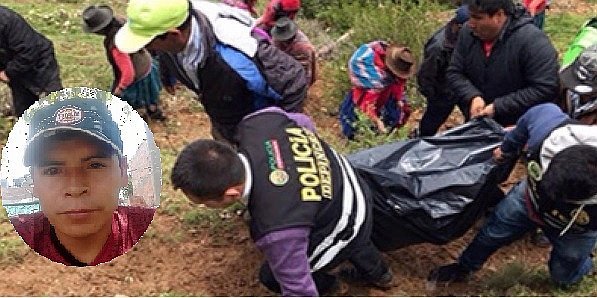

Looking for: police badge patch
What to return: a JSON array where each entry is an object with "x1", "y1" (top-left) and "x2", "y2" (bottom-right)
[{"x1": 269, "y1": 169, "x2": 289, "y2": 186}]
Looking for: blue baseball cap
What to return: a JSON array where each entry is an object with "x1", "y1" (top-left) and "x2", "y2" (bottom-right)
[{"x1": 23, "y1": 98, "x2": 123, "y2": 166}]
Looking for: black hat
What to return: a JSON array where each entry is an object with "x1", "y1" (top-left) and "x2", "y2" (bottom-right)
[
  {"x1": 82, "y1": 4, "x2": 114, "y2": 33},
  {"x1": 271, "y1": 17, "x2": 298, "y2": 42},
  {"x1": 23, "y1": 98, "x2": 123, "y2": 166}
]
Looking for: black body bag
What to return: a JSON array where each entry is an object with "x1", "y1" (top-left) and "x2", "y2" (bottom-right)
[{"x1": 348, "y1": 118, "x2": 515, "y2": 251}]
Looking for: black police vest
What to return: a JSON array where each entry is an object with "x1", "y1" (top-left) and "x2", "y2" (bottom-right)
[
  {"x1": 237, "y1": 111, "x2": 373, "y2": 271},
  {"x1": 526, "y1": 121, "x2": 597, "y2": 233}
]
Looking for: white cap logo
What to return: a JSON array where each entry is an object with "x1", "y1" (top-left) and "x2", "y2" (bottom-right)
[{"x1": 55, "y1": 107, "x2": 83, "y2": 125}]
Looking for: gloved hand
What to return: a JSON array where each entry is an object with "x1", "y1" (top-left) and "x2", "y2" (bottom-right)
[{"x1": 427, "y1": 262, "x2": 472, "y2": 283}]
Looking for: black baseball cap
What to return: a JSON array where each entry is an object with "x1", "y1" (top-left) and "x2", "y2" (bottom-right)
[{"x1": 23, "y1": 98, "x2": 124, "y2": 166}]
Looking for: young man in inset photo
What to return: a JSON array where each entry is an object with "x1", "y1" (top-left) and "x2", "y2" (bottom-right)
[{"x1": 10, "y1": 97, "x2": 155, "y2": 266}]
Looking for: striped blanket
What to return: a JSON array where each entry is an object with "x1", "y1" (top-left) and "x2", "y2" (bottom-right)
[{"x1": 348, "y1": 41, "x2": 395, "y2": 89}]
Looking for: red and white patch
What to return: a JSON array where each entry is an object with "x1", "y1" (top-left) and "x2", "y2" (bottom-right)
[{"x1": 55, "y1": 107, "x2": 83, "y2": 125}]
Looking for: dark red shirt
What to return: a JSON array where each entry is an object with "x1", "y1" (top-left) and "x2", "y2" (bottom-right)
[
  {"x1": 10, "y1": 206, "x2": 155, "y2": 266},
  {"x1": 483, "y1": 40, "x2": 495, "y2": 57}
]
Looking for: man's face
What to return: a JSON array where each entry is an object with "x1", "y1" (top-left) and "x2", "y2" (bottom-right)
[
  {"x1": 467, "y1": 9, "x2": 506, "y2": 41},
  {"x1": 32, "y1": 137, "x2": 127, "y2": 240},
  {"x1": 146, "y1": 30, "x2": 188, "y2": 53}
]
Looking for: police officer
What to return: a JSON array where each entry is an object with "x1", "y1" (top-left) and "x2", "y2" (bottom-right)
[{"x1": 170, "y1": 107, "x2": 392, "y2": 296}]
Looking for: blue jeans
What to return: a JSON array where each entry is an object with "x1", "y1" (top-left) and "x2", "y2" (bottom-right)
[{"x1": 459, "y1": 181, "x2": 597, "y2": 285}]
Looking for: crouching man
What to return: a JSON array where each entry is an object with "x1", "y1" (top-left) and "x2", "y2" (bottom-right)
[
  {"x1": 428, "y1": 102, "x2": 597, "y2": 286},
  {"x1": 171, "y1": 107, "x2": 392, "y2": 296}
]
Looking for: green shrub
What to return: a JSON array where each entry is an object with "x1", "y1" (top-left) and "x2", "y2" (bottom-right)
[{"x1": 344, "y1": 111, "x2": 411, "y2": 152}]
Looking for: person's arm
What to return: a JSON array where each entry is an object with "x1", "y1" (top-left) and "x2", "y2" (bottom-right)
[
  {"x1": 416, "y1": 39, "x2": 442, "y2": 99},
  {"x1": 356, "y1": 89, "x2": 387, "y2": 133},
  {"x1": 499, "y1": 103, "x2": 568, "y2": 159},
  {"x1": 446, "y1": 28, "x2": 484, "y2": 110},
  {"x1": 156, "y1": 52, "x2": 178, "y2": 95},
  {"x1": 110, "y1": 47, "x2": 135, "y2": 95},
  {"x1": 4, "y1": 15, "x2": 44, "y2": 79},
  {"x1": 498, "y1": 112, "x2": 531, "y2": 159},
  {"x1": 491, "y1": 32, "x2": 559, "y2": 122},
  {"x1": 255, "y1": 227, "x2": 318, "y2": 296}
]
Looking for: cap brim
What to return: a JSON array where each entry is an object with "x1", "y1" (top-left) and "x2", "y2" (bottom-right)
[
  {"x1": 24, "y1": 127, "x2": 123, "y2": 166},
  {"x1": 83, "y1": 21, "x2": 110, "y2": 33},
  {"x1": 114, "y1": 24, "x2": 157, "y2": 54}
]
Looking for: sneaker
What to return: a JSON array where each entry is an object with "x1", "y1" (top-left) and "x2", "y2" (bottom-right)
[
  {"x1": 427, "y1": 263, "x2": 472, "y2": 283},
  {"x1": 338, "y1": 266, "x2": 394, "y2": 289}
]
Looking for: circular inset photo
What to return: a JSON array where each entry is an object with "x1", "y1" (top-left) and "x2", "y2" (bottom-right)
[{"x1": 0, "y1": 87, "x2": 161, "y2": 266}]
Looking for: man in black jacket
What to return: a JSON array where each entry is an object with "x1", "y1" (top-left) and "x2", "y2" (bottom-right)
[
  {"x1": 447, "y1": 0, "x2": 559, "y2": 126},
  {"x1": 0, "y1": 6, "x2": 63, "y2": 117},
  {"x1": 417, "y1": 5, "x2": 469, "y2": 137}
]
